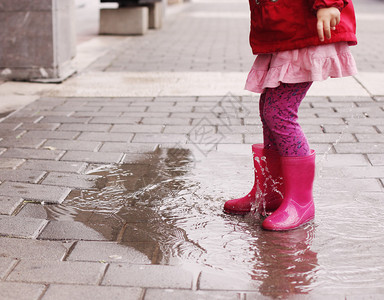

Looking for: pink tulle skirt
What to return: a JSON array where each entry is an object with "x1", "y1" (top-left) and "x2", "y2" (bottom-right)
[{"x1": 245, "y1": 42, "x2": 358, "y2": 93}]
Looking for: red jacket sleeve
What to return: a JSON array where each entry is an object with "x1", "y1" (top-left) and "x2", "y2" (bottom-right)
[{"x1": 312, "y1": 0, "x2": 349, "y2": 11}]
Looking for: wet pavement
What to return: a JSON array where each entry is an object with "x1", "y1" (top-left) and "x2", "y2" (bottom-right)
[{"x1": 1, "y1": 0, "x2": 384, "y2": 299}]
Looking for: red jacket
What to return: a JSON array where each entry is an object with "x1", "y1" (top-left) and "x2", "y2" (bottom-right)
[{"x1": 249, "y1": 0, "x2": 357, "y2": 54}]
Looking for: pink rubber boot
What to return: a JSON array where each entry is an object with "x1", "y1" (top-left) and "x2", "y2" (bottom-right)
[
  {"x1": 262, "y1": 150, "x2": 316, "y2": 231},
  {"x1": 223, "y1": 144, "x2": 284, "y2": 215}
]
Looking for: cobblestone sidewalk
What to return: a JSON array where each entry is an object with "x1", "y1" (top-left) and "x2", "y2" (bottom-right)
[{"x1": 0, "y1": 93, "x2": 383, "y2": 299}]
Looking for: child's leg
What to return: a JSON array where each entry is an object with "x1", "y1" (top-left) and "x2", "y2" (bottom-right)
[
  {"x1": 261, "y1": 82, "x2": 313, "y2": 157},
  {"x1": 259, "y1": 92, "x2": 278, "y2": 151}
]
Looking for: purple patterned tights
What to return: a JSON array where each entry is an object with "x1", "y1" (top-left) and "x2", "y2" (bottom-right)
[{"x1": 259, "y1": 82, "x2": 313, "y2": 157}]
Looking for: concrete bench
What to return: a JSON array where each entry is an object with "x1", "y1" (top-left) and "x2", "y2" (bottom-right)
[{"x1": 99, "y1": 0, "x2": 163, "y2": 35}]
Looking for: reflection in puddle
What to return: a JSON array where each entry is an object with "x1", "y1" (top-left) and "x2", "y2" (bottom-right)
[{"x1": 41, "y1": 146, "x2": 384, "y2": 297}]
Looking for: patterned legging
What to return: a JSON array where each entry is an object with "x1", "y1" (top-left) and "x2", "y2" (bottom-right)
[{"x1": 259, "y1": 82, "x2": 313, "y2": 157}]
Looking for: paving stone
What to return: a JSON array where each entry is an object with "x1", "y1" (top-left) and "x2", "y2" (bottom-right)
[
  {"x1": 171, "y1": 112, "x2": 225, "y2": 120},
  {"x1": 243, "y1": 134, "x2": 267, "y2": 145},
  {"x1": 1, "y1": 116, "x2": 42, "y2": 124},
  {"x1": 117, "y1": 97, "x2": 153, "y2": 103},
  {"x1": 345, "y1": 117, "x2": 384, "y2": 126},
  {"x1": 156, "y1": 96, "x2": 197, "y2": 102},
  {"x1": 307, "y1": 133, "x2": 356, "y2": 143},
  {"x1": 191, "y1": 117, "x2": 243, "y2": 126},
  {"x1": 0, "y1": 216, "x2": 48, "y2": 238},
  {"x1": 102, "y1": 264, "x2": 193, "y2": 288},
  {"x1": 31, "y1": 97, "x2": 67, "y2": 105},
  {"x1": 0, "y1": 237, "x2": 71, "y2": 260},
  {"x1": 0, "y1": 182, "x2": 71, "y2": 204},
  {"x1": 0, "y1": 158, "x2": 25, "y2": 169},
  {"x1": 323, "y1": 124, "x2": 377, "y2": 134},
  {"x1": 218, "y1": 125, "x2": 263, "y2": 135},
  {"x1": 16, "y1": 203, "x2": 49, "y2": 219},
  {"x1": 86, "y1": 101, "x2": 130, "y2": 107},
  {"x1": 121, "y1": 112, "x2": 169, "y2": 118},
  {"x1": 99, "y1": 142, "x2": 158, "y2": 153},
  {"x1": 43, "y1": 140, "x2": 101, "y2": 151},
  {"x1": 198, "y1": 270, "x2": 259, "y2": 291},
  {"x1": 316, "y1": 178, "x2": 381, "y2": 192},
  {"x1": 298, "y1": 111, "x2": 317, "y2": 118},
  {"x1": 0, "y1": 123, "x2": 21, "y2": 131},
  {"x1": 133, "y1": 133, "x2": 188, "y2": 144},
  {"x1": 164, "y1": 125, "x2": 209, "y2": 134},
  {"x1": 0, "y1": 196, "x2": 23, "y2": 215},
  {"x1": 72, "y1": 111, "x2": 122, "y2": 117},
  {"x1": 65, "y1": 97, "x2": 113, "y2": 102},
  {"x1": 329, "y1": 96, "x2": 374, "y2": 102},
  {"x1": 298, "y1": 118, "x2": 345, "y2": 125},
  {"x1": 302, "y1": 124, "x2": 324, "y2": 133},
  {"x1": 54, "y1": 105, "x2": 101, "y2": 112},
  {"x1": 146, "y1": 105, "x2": 193, "y2": 113},
  {"x1": 311, "y1": 101, "x2": 356, "y2": 108},
  {"x1": 243, "y1": 118, "x2": 263, "y2": 126},
  {"x1": 367, "y1": 154, "x2": 384, "y2": 166},
  {"x1": 316, "y1": 154, "x2": 369, "y2": 167},
  {"x1": 140, "y1": 117, "x2": 191, "y2": 125},
  {"x1": 196, "y1": 96, "x2": 225, "y2": 102},
  {"x1": 30, "y1": 111, "x2": 75, "y2": 117},
  {"x1": 89, "y1": 117, "x2": 141, "y2": 124},
  {"x1": 39, "y1": 116, "x2": 91, "y2": 124},
  {"x1": 178, "y1": 102, "x2": 223, "y2": 108},
  {"x1": 0, "y1": 137, "x2": 45, "y2": 149},
  {"x1": 355, "y1": 133, "x2": 384, "y2": 143},
  {"x1": 42, "y1": 285, "x2": 143, "y2": 300},
  {"x1": 316, "y1": 111, "x2": 368, "y2": 119},
  {"x1": 67, "y1": 241, "x2": 151, "y2": 264},
  {"x1": 144, "y1": 289, "x2": 243, "y2": 300},
  {"x1": 211, "y1": 133, "x2": 244, "y2": 144},
  {"x1": 194, "y1": 106, "x2": 225, "y2": 113},
  {"x1": 0, "y1": 148, "x2": 65, "y2": 160},
  {"x1": 22, "y1": 130, "x2": 79, "y2": 140},
  {"x1": 111, "y1": 124, "x2": 164, "y2": 133},
  {"x1": 38, "y1": 220, "x2": 108, "y2": 241},
  {"x1": 0, "y1": 169, "x2": 46, "y2": 184},
  {"x1": 99, "y1": 106, "x2": 146, "y2": 112},
  {"x1": 57, "y1": 123, "x2": 112, "y2": 132},
  {"x1": 17, "y1": 123, "x2": 61, "y2": 131},
  {"x1": 7, "y1": 260, "x2": 106, "y2": 285},
  {"x1": 42, "y1": 172, "x2": 100, "y2": 189},
  {"x1": 77, "y1": 132, "x2": 134, "y2": 142},
  {"x1": 118, "y1": 241, "x2": 158, "y2": 263},
  {"x1": 0, "y1": 282, "x2": 46, "y2": 300},
  {"x1": 19, "y1": 159, "x2": 86, "y2": 173},
  {"x1": 335, "y1": 143, "x2": 384, "y2": 154},
  {"x1": 336, "y1": 106, "x2": 384, "y2": 117},
  {"x1": 0, "y1": 258, "x2": 17, "y2": 280},
  {"x1": 122, "y1": 153, "x2": 155, "y2": 164},
  {"x1": 320, "y1": 166, "x2": 384, "y2": 179},
  {"x1": 60, "y1": 151, "x2": 123, "y2": 163}
]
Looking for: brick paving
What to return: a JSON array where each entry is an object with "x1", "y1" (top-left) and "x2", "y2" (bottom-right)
[{"x1": 0, "y1": 0, "x2": 384, "y2": 299}]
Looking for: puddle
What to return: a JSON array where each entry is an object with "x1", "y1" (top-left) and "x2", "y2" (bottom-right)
[{"x1": 38, "y1": 146, "x2": 384, "y2": 297}]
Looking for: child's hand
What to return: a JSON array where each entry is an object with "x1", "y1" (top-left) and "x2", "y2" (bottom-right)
[{"x1": 316, "y1": 7, "x2": 341, "y2": 42}]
